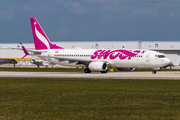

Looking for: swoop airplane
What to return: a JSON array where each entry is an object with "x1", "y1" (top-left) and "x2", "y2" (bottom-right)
[{"x1": 21, "y1": 18, "x2": 172, "y2": 74}]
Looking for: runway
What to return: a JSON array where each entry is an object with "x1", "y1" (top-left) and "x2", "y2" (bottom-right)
[{"x1": 0, "y1": 71, "x2": 180, "y2": 80}]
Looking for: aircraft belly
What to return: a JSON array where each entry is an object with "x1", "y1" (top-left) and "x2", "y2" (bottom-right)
[
  {"x1": 52, "y1": 58, "x2": 86, "y2": 67},
  {"x1": 114, "y1": 59, "x2": 141, "y2": 68}
]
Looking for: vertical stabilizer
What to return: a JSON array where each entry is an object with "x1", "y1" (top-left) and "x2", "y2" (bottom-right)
[{"x1": 30, "y1": 18, "x2": 64, "y2": 50}]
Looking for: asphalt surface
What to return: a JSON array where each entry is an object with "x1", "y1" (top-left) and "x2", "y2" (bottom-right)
[{"x1": 0, "y1": 71, "x2": 180, "y2": 80}]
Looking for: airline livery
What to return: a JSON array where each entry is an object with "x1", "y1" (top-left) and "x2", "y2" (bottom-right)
[{"x1": 21, "y1": 18, "x2": 172, "y2": 74}]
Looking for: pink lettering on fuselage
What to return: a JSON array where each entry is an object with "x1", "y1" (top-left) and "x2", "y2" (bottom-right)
[{"x1": 90, "y1": 49, "x2": 146, "y2": 60}]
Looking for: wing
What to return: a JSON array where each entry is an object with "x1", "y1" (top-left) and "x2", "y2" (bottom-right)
[{"x1": 36, "y1": 55, "x2": 91, "y2": 66}]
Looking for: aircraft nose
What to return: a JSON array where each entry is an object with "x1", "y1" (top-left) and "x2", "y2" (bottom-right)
[{"x1": 164, "y1": 58, "x2": 171, "y2": 65}]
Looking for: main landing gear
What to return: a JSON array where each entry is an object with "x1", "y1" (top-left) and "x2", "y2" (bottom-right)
[
  {"x1": 152, "y1": 70, "x2": 157, "y2": 74},
  {"x1": 101, "y1": 70, "x2": 108, "y2": 73},
  {"x1": 84, "y1": 68, "x2": 91, "y2": 73},
  {"x1": 84, "y1": 68, "x2": 108, "y2": 73}
]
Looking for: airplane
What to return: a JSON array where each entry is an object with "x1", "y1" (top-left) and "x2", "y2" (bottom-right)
[
  {"x1": 30, "y1": 56, "x2": 55, "y2": 68},
  {"x1": 0, "y1": 59, "x2": 18, "y2": 67},
  {"x1": 20, "y1": 45, "x2": 55, "y2": 68},
  {"x1": 20, "y1": 18, "x2": 172, "y2": 74}
]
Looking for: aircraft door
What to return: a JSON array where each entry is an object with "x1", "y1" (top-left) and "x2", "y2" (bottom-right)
[{"x1": 146, "y1": 52, "x2": 150, "y2": 62}]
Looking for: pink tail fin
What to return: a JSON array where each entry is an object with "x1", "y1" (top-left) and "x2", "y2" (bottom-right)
[{"x1": 30, "y1": 18, "x2": 64, "y2": 50}]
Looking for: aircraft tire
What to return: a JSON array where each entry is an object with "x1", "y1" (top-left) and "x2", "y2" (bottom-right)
[
  {"x1": 84, "y1": 68, "x2": 91, "y2": 73},
  {"x1": 152, "y1": 70, "x2": 156, "y2": 74},
  {"x1": 101, "y1": 70, "x2": 108, "y2": 73}
]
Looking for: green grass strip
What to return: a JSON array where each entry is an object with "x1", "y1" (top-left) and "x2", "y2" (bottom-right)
[{"x1": 0, "y1": 77, "x2": 180, "y2": 119}]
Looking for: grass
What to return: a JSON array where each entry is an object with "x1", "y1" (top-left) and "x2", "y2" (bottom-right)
[
  {"x1": 0, "y1": 77, "x2": 180, "y2": 119},
  {"x1": 0, "y1": 67, "x2": 84, "y2": 72},
  {"x1": 0, "y1": 67, "x2": 179, "y2": 72}
]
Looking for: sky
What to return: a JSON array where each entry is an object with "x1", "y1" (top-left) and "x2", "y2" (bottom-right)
[{"x1": 0, "y1": 0, "x2": 180, "y2": 43}]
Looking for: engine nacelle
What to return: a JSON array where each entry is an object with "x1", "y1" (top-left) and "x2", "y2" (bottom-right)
[
  {"x1": 88, "y1": 61, "x2": 108, "y2": 71},
  {"x1": 116, "y1": 68, "x2": 135, "y2": 71}
]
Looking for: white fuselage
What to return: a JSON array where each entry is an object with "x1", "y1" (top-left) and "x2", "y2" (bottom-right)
[{"x1": 38, "y1": 49, "x2": 171, "y2": 69}]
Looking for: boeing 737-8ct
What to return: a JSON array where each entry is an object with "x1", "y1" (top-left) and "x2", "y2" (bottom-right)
[{"x1": 20, "y1": 18, "x2": 171, "y2": 74}]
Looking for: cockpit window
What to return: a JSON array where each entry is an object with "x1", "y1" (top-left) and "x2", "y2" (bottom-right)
[
  {"x1": 155, "y1": 55, "x2": 165, "y2": 58},
  {"x1": 158, "y1": 55, "x2": 165, "y2": 58}
]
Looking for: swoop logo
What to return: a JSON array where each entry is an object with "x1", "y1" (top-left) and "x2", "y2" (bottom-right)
[
  {"x1": 34, "y1": 24, "x2": 50, "y2": 49},
  {"x1": 91, "y1": 49, "x2": 146, "y2": 60}
]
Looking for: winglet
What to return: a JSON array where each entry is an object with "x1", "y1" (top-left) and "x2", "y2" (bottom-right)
[{"x1": 20, "y1": 42, "x2": 30, "y2": 59}]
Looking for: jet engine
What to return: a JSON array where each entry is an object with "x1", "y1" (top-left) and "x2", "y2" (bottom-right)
[
  {"x1": 88, "y1": 61, "x2": 108, "y2": 71},
  {"x1": 116, "y1": 68, "x2": 135, "y2": 71}
]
